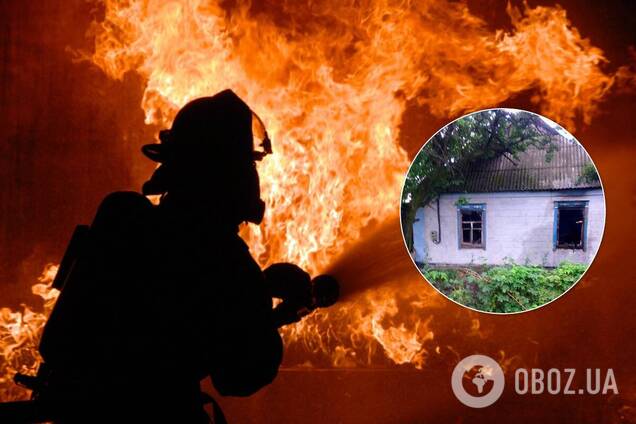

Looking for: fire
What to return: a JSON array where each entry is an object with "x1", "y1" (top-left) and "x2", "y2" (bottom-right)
[
  {"x1": 0, "y1": 0, "x2": 629, "y2": 400},
  {"x1": 0, "y1": 265, "x2": 59, "y2": 401},
  {"x1": 84, "y1": 0, "x2": 619, "y2": 276}
]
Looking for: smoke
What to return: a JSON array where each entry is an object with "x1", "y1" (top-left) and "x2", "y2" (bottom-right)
[{"x1": 324, "y1": 216, "x2": 416, "y2": 301}]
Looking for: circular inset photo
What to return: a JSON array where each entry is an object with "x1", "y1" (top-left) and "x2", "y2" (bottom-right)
[{"x1": 400, "y1": 109, "x2": 605, "y2": 314}]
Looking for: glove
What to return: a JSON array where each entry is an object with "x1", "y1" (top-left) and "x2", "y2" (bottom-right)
[{"x1": 263, "y1": 263, "x2": 311, "y2": 303}]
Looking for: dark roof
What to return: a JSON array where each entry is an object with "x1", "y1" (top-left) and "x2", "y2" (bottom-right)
[{"x1": 453, "y1": 135, "x2": 601, "y2": 193}]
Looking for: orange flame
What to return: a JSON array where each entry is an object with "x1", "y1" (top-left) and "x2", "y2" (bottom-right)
[
  {"x1": 0, "y1": 265, "x2": 59, "y2": 401},
  {"x1": 0, "y1": 0, "x2": 628, "y2": 400},
  {"x1": 85, "y1": 0, "x2": 619, "y2": 275}
]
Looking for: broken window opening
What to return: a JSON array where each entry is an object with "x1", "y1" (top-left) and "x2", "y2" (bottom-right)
[
  {"x1": 555, "y1": 202, "x2": 587, "y2": 250},
  {"x1": 459, "y1": 206, "x2": 485, "y2": 248}
]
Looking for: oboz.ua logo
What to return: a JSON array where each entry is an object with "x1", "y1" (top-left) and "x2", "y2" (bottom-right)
[
  {"x1": 451, "y1": 354, "x2": 505, "y2": 408},
  {"x1": 451, "y1": 354, "x2": 619, "y2": 408}
]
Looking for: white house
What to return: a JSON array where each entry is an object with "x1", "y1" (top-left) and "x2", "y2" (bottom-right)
[{"x1": 411, "y1": 137, "x2": 605, "y2": 267}]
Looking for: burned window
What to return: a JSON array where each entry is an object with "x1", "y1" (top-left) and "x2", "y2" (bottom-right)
[
  {"x1": 555, "y1": 201, "x2": 587, "y2": 250},
  {"x1": 458, "y1": 204, "x2": 485, "y2": 248}
]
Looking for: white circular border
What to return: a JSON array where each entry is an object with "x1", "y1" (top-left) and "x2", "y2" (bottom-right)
[{"x1": 398, "y1": 108, "x2": 607, "y2": 315}]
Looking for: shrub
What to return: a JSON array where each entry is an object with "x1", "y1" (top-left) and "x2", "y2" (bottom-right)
[
  {"x1": 423, "y1": 262, "x2": 586, "y2": 313},
  {"x1": 578, "y1": 163, "x2": 600, "y2": 184}
]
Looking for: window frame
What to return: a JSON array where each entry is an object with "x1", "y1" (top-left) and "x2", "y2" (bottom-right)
[
  {"x1": 553, "y1": 200, "x2": 588, "y2": 251},
  {"x1": 457, "y1": 203, "x2": 486, "y2": 250}
]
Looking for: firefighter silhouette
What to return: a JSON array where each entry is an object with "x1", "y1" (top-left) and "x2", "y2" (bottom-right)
[{"x1": 5, "y1": 89, "x2": 338, "y2": 423}]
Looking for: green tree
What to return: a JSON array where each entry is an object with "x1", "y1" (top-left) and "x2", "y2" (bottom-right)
[{"x1": 402, "y1": 110, "x2": 559, "y2": 251}]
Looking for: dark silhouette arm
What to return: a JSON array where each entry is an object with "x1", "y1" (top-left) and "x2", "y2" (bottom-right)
[{"x1": 208, "y1": 238, "x2": 283, "y2": 397}]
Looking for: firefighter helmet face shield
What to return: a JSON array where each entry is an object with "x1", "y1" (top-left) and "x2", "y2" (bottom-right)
[{"x1": 252, "y1": 111, "x2": 272, "y2": 161}]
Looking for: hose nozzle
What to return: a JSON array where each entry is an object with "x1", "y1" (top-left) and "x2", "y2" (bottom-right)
[{"x1": 311, "y1": 274, "x2": 340, "y2": 308}]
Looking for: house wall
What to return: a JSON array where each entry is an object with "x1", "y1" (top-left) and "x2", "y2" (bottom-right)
[{"x1": 415, "y1": 189, "x2": 605, "y2": 266}]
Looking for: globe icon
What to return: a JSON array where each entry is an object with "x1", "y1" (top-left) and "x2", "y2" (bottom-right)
[
  {"x1": 471, "y1": 367, "x2": 493, "y2": 394},
  {"x1": 452, "y1": 355, "x2": 505, "y2": 408}
]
